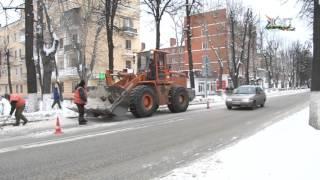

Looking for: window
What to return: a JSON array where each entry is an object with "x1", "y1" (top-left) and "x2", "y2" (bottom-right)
[
  {"x1": 16, "y1": 85, "x2": 19, "y2": 93},
  {"x1": 20, "y1": 85, "x2": 23, "y2": 93},
  {"x1": 59, "y1": 38, "x2": 64, "y2": 49},
  {"x1": 5, "y1": 86, "x2": 8, "y2": 93},
  {"x1": 198, "y1": 82, "x2": 205, "y2": 93},
  {"x1": 15, "y1": 50, "x2": 17, "y2": 59},
  {"x1": 202, "y1": 25, "x2": 209, "y2": 36},
  {"x1": 72, "y1": 34, "x2": 78, "y2": 43},
  {"x1": 16, "y1": 68, "x2": 18, "y2": 75},
  {"x1": 19, "y1": 49, "x2": 22, "y2": 58},
  {"x1": 202, "y1": 41, "x2": 209, "y2": 49},
  {"x1": 125, "y1": 40, "x2": 131, "y2": 50},
  {"x1": 123, "y1": 17, "x2": 133, "y2": 27},
  {"x1": 126, "y1": 60, "x2": 132, "y2": 69}
]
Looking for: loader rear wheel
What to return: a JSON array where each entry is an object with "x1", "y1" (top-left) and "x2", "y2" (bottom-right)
[
  {"x1": 129, "y1": 85, "x2": 157, "y2": 118},
  {"x1": 168, "y1": 87, "x2": 189, "y2": 113}
]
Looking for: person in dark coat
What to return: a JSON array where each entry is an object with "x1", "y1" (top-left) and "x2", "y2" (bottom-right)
[
  {"x1": 51, "y1": 86, "x2": 62, "y2": 109},
  {"x1": 73, "y1": 80, "x2": 88, "y2": 125},
  {"x1": 4, "y1": 93, "x2": 28, "y2": 126}
]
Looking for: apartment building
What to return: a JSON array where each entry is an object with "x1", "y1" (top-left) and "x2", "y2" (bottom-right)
[
  {"x1": 0, "y1": 0, "x2": 140, "y2": 99},
  {"x1": 0, "y1": 20, "x2": 27, "y2": 97},
  {"x1": 48, "y1": 0, "x2": 141, "y2": 98}
]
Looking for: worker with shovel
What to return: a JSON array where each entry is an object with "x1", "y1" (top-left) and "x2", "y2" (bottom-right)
[
  {"x1": 4, "y1": 93, "x2": 28, "y2": 126},
  {"x1": 74, "y1": 80, "x2": 88, "y2": 125}
]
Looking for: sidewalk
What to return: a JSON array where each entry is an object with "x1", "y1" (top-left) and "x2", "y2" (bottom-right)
[{"x1": 158, "y1": 107, "x2": 320, "y2": 180}]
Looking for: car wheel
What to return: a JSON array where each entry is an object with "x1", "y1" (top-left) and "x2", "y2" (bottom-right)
[
  {"x1": 261, "y1": 99, "x2": 265, "y2": 107},
  {"x1": 227, "y1": 106, "x2": 232, "y2": 110}
]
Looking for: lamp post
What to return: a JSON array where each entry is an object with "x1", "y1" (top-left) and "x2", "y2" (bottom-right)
[{"x1": 310, "y1": 0, "x2": 320, "y2": 129}]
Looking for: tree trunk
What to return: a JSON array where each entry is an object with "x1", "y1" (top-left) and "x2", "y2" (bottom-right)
[
  {"x1": 310, "y1": 0, "x2": 320, "y2": 129},
  {"x1": 6, "y1": 50, "x2": 12, "y2": 93},
  {"x1": 230, "y1": 11, "x2": 238, "y2": 88},
  {"x1": 36, "y1": 0, "x2": 44, "y2": 98},
  {"x1": 186, "y1": 0, "x2": 195, "y2": 89},
  {"x1": 42, "y1": 56, "x2": 53, "y2": 94},
  {"x1": 107, "y1": 29, "x2": 114, "y2": 72},
  {"x1": 156, "y1": 20, "x2": 161, "y2": 49},
  {"x1": 246, "y1": 20, "x2": 253, "y2": 85},
  {"x1": 25, "y1": 0, "x2": 38, "y2": 112}
]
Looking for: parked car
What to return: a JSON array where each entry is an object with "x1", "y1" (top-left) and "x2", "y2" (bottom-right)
[{"x1": 225, "y1": 85, "x2": 266, "y2": 110}]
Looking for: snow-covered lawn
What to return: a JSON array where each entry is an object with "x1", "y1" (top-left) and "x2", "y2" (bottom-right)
[{"x1": 158, "y1": 107, "x2": 320, "y2": 180}]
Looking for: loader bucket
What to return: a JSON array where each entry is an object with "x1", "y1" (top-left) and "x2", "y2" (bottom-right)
[{"x1": 67, "y1": 84, "x2": 129, "y2": 118}]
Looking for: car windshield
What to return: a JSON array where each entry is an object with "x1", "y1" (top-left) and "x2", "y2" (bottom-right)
[{"x1": 234, "y1": 86, "x2": 255, "y2": 94}]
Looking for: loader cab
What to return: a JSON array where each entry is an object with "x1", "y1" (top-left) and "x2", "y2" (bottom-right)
[{"x1": 137, "y1": 50, "x2": 169, "y2": 81}]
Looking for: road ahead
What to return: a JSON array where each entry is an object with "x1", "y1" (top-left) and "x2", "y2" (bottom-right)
[{"x1": 0, "y1": 92, "x2": 309, "y2": 180}]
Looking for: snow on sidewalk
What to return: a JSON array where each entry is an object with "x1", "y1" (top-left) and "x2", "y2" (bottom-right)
[{"x1": 158, "y1": 107, "x2": 320, "y2": 180}]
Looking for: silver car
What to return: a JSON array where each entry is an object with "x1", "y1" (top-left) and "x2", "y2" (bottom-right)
[{"x1": 225, "y1": 85, "x2": 266, "y2": 110}]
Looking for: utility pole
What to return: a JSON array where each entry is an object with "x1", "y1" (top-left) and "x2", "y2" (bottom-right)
[
  {"x1": 310, "y1": 0, "x2": 320, "y2": 129},
  {"x1": 25, "y1": 0, "x2": 38, "y2": 111}
]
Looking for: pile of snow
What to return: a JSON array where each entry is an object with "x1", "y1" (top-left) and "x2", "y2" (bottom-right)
[
  {"x1": 0, "y1": 97, "x2": 11, "y2": 116},
  {"x1": 159, "y1": 107, "x2": 320, "y2": 180}
]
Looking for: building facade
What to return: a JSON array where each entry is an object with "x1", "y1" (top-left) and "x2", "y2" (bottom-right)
[
  {"x1": 162, "y1": 9, "x2": 257, "y2": 96},
  {"x1": 185, "y1": 9, "x2": 230, "y2": 96},
  {"x1": 0, "y1": 0, "x2": 140, "y2": 99},
  {"x1": 0, "y1": 20, "x2": 27, "y2": 97}
]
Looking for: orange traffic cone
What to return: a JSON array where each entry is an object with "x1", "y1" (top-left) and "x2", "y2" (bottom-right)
[{"x1": 54, "y1": 116, "x2": 63, "y2": 135}]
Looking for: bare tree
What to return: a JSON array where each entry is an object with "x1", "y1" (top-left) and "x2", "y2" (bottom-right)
[
  {"x1": 0, "y1": 4, "x2": 13, "y2": 94},
  {"x1": 104, "y1": 0, "x2": 120, "y2": 73},
  {"x1": 58, "y1": 0, "x2": 105, "y2": 82},
  {"x1": 185, "y1": 0, "x2": 200, "y2": 89},
  {"x1": 168, "y1": 10, "x2": 185, "y2": 71},
  {"x1": 143, "y1": 0, "x2": 175, "y2": 49},
  {"x1": 37, "y1": 0, "x2": 59, "y2": 94}
]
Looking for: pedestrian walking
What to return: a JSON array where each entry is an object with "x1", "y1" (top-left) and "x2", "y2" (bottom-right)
[
  {"x1": 51, "y1": 85, "x2": 62, "y2": 109},
  {"x1": 4, "y1": 93, "x2": 28, "y2": 126},
  {"x1": 74, "y1": 80, "x2": 88, "y2": 125}
]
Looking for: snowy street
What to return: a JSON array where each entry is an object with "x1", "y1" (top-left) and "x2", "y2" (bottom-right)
[
  {"x1": 159, "y1": 107, "x2": 319, "y2": 180},
  {"x1": 0, "y1": 90, "x2": 311, "y2": 180}
]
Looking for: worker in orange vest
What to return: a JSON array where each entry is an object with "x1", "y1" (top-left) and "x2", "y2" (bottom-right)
[
  {"x1": 74, "y1": 80, "x2": 88, "y2": 125},
  {"x1": 4, "y1": 93, "x2": 28, "y2": 126}
]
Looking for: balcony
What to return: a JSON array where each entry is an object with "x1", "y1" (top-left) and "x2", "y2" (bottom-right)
[
  {"x1": 121, "y1": 26, "x2": 138, "y2": 36},
  {"x1": 122, "y1": 49, "x2": 135, "y2": 58},
  {"x1": 58, "y1": 67, "x2": 78, "y2": 78}
]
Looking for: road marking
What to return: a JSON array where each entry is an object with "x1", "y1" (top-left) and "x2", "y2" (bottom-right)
[{"x1": 0, "y1": 118, "x2": 187, "y2": 154}]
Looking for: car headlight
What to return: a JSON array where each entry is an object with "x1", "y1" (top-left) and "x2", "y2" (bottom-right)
[
  {"x1": 226, "y1": 98, "x2": 232, "y2": 101},
  {"x1": 241, "y1": 98, "x2": 252, "y2": 102}
]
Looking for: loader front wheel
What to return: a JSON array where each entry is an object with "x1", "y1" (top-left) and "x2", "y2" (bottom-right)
[
  {"x1": 129, "y1": 85, "x2": 157, "y2": 118},
  {"x1": 168, "y1": 87, "x2": 189, "y2": 113}
]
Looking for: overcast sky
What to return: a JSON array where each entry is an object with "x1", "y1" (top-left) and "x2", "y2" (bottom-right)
[
  {"x1": 0, "y1": 0, "x2": 311, "y2": 49},
  {"x1": 141, "y1": 0, "x2": 312, "y2": 49}
]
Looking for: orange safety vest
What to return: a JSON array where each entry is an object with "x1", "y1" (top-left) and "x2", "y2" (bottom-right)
[
  {"x1": 10, "y1": 94, "x2": 26, "y2": 108},
  {"x1": 74, "y1": 87, "x2": 87, "y2": 105}
]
